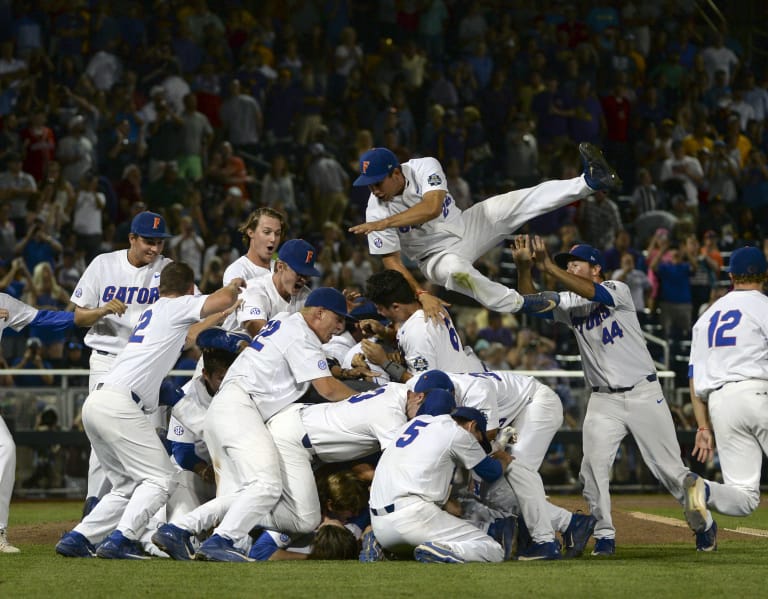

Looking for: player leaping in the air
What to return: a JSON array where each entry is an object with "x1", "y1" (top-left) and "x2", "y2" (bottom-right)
[{"x1": 348, "y1": 143, "x2": 621, "y2": 319}]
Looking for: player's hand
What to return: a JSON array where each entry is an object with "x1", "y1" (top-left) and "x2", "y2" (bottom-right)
[
  {"x1": 417, "y1": 292, "x2": 450, "y2": 325},
  {"x1": 361, "y1": 339, "x2": 388, "y2": 366},
  {"x1": 0, "y1": 308, "x2": 8, "y2": 321},
  {"x1": 228, "y1": 277, "x2": 246, "y2": 291},
  {"x1": 342, "y1": 288, "x2": 361, "y2": 310},
  {"x1": 343, "y1": 364, "x2": 378, "y2": 379},
  {"x1": 491, "y1": 449, "x2": 514, "y2": 470},
  {"x1": 511, "y1": 235, "x2": 533, "y2": 266},
  {"x1": 359, "y1": 318, "x2": 387, "y2": 337},
  {"x1": 349, "y1": 219, "x2": 387, "y2": 235},
  {"x1": 531, "y1": 235, "x2": 553, "y2": 270},
  {"x1": 692, "y1": 428, "x2": 715, "y2": 463},
  {"x1": 102, "y1": 299, "x2": 128, "y2": 316}
]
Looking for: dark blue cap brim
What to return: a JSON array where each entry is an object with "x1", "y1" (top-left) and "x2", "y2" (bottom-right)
[
  {"x1": 132, "y1": 230, "x2": 173, "y2": 239},
  {"x1": 554, "y1": 252, "x2": 590, "y2": 269},
  {"x1": 353, "y1": 173, "x2": 388, "y2": 187}
]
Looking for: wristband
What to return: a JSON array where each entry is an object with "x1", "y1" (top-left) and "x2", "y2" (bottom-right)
[
  {"x1": 416, "y1": 290, "x2": 429, "y2": 297},
  {"x1": 383, "y1": 360, "x2": 406, "y2": 381},
  {"x1": 697, "y1": 427, "x2": 710, "y2": 432}
]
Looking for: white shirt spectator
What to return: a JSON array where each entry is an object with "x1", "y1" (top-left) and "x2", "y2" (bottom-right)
[{"x1": 72, "y1": 190, "x2": 105, "y2": 236}]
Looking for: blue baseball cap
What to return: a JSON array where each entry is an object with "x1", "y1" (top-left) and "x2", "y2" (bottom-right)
[
  {"x1": 350, "y1": 299, "x2": 386, "y2": 322},
  {"x1": 554, "y1": 244, "x2": 603, "y2": 269},
  {"x1": 196, "y1": 328, "x2": 250, "y2": 353},
  {"x1": 725, "y1": 246, "x2": 767, "y2": 275},
  {"x1": 353, "y1": 147, "x2": 400, "y2": 186},
  {"x1": 416, "y1": 389, "x2": 456, "y2": 417},
  {"x1": 305, "y1": 287, "x2": 356, "y2": 320},
  {"x1": 452, "y1": 406, "x2": 492, "y2": 453},
  {"x1": 130, "y1": 211, "x2": 172, "y2": 238},
  {"x1": 413, "y1": 369, "x2": 455, "y2": 395},
  {"x1": 277, "y1": 239, "x2": 321, "y2": 277}
]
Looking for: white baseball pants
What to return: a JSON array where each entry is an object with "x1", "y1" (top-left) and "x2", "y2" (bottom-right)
[
  {"x1": 422, "y1": 176, "x2": 591, "y2": 312},
  {"x1": 0, "y1": 416, "x2": 15, "y2": 530}
]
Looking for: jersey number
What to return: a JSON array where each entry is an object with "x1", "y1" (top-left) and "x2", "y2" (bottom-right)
[
  {"x1": 443, "y1": 317, "x2": 460, "y2": 351},
  {"x1": 707, "y1": 309, "x2": 742, "y2": 347},
  {"x1": 250, "y1": 320, "x2": 281, "y2": 351},
  {"x1": 128, "y1": 310, "x2": 153, "y2": 343},
  {"x1": 469, "y1": 371, "x2": 501, "y2": 381},
  {"x1": 348, "y1": 386, "x2": 387, "y2": 404},
  {"x1": 395, "y1": 419, "x2": 429, "y2": 447},
  {"x1": 601, "y1": 321, "x2": 624, "y2": 345}
]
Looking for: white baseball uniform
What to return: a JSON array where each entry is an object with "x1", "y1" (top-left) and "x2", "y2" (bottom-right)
[
  {"x1": 222, "y1": 255, "x2": 270, "y2": 285},
  {"x1": 397, "y1": 310, "x2": 484, "y2": 374},
  {"x1": 224, "y1": 273, "x2": 309, "y2": 334},
  {"x1": 689, "y1": 289, "x2": 768, "y2": 516},
  {"x1": 341, "y1": 340, "x2": 389, "y2": 384},
  {"x1": 71, "y1": 249, "x2": 173, "y2": 499},
  {"x1": 72, "y1": 294, "x2": 207, "y2": 544},
  {"x1": 551, "y1": 279, "x2": 714, "y2": 541},
  {"x1": 364, "y1": 157, "x2": 593, "y2": 311},
  {"x1": 200, "y1": 312, "x2": 337, "y2": 545},
  {"x1": 369, "y1": 414, "x2": 504, "y2": 562}
]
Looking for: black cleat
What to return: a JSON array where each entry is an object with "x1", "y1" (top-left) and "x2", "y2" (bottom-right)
[{"x1": 579, "y1": 143, "x2": 622, "y2": 191}]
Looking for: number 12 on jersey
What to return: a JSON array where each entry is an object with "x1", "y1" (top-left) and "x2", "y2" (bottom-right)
[{"x1": 707, "y1": 309, "x2": 741, "y2": 347}]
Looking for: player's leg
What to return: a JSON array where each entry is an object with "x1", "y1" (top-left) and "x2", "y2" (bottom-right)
[
  {"x1": 373, "y1": 501, "x2": 504, "y2": 563},
  {"x1": 580, "y1": 392, "x2": 628, "y2": 547},
  {"x1": 0, "y1": 416, "x2": 19, "y2": 553},
  {"x1": 261, "y1": 407, "x2": 321, "y2": 535},
  {"x1": 703, "y1": 382, "x2": 768, "y2": 516},
  {"x1": 84, "y1": 352, "x2": 115, "y2": 505}
]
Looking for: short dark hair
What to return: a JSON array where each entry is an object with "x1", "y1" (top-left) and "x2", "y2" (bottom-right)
[
  {"x1": 202, "y1": 348, "x2": 237, "y2": 374},
  {"x1": 365, "y1": 270, "x2": 416, "y2": 307},
  {"x1": 308, "y1": 524, "x2": 358, "y2": 560},
  {"x1": 238, "y1": 207, "x2": 287, "y2": 247},
  {"x1": 159, "y1": 262, "x2": 195, "y2": 295}
]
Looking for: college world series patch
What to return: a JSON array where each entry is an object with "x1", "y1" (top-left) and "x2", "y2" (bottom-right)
[{"x1": 427, "y1": 173, "x2": 442, "y2": 186}]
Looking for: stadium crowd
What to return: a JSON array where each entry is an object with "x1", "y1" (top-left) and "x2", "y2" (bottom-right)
[{"x1": 0, "y1": 0, "x2": 767, "y2": 562}]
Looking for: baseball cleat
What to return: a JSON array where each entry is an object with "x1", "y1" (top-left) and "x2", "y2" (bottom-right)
[
  {"x1": 414, "y1": 542, "x2": 465, "y2": 564},
  {"x1": 683, "y1": 472, "x2": 709, "y2": 533},
  {"x1": 0, "y1": 528, "x2": 20, "y2": 553},
  {"x1": 695, "y1": 521, "x2": 718, "y2": 552},
  {"x1": 195, "y1": 534, "x2": 254, "y2": 562},
  {"x1": 488, "y1": 516, "x2": 517, "y2": 561},
  {"x1": 151, "y1": 523, "x2": 195, "y2": 561},
  {"x1": 359, "y1": 529, "x2": 385, "y2": 562},
  {"x1": 579, "y1": 143, "x2": 622, "y2": 192},
  {"x1": 563, "y1": 512, "x2": 597, "y2": 558},
  {"x1": 591, "y1": 537, "x2": 615, "y2": 556},
  {"x1": 55, "y1": 531, "x2": 96, "y2": 558},
  {"x1": 517, "y1": 540, "x2": 563, "y2": 561},
  {"x1": 96, "y1": 530, "x2": 150, "y2": 560},
  {"x1": 520, "y1": 291, "x2": 560, "y2": 314}
]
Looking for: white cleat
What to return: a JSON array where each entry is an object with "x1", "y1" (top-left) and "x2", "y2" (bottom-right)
[
  {"x1": 683, "y1": 472, "x2": 708, "y2": 533},
  {"x1": 0, "y1": 529, "x2": 20, "y2": 554}
]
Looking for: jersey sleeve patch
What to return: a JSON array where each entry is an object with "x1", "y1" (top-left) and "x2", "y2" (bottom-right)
[{"x1": 427, "y1": 173, "x2": 442, "y2": 186}]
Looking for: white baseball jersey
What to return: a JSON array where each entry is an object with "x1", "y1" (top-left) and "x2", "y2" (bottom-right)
[
  {"x1": 0, "y1": 293, "x2": 38, "y2": 341},
  {"x1": 233, "y1": 275, "x2": 309, "y2": 331},
  {"x1": 552, "y1": 280, "x2": 655, "y2": 388},
  {"x1": 167, "y1": 376, "x2": 213, "y2": 463},
  {"x1": 365, "y1": 157, "x2": 464, "y2": 262},
  {"x1": 341, "y1": 340, "x2": 389, "y2": 384},
  {"x1": 397, "y1": 310, "x2": 484, "y2": 374},
  {"x1": 299, "y1": 383, "x2": 409, "y2": 461},
  {"x1": 108, "y1": 294, "x2": 207, "y2": 412},
  {"x1": 369, "y1": 414, "x2": 487, "y2": 508},
  {"x1": 689, "y1": 289, "x2": 768, "y2": 397},
  {"x1": 323, "y1": 330, "x2": 357, "y2": 364},
  {"x1": 219, "y1": 312, "x2": 331, "y2": 421},
  {"x1": 222, "y1": 255, "x2": 271, "y2": 285},
  {"x1": 70, "y1": 250, "x2": 173, "y2": 354}
]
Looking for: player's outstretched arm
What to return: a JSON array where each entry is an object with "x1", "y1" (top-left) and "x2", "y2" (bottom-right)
[
  {"x1": 185, "y1": 301, "x2": 240, "y2": 349},
  {"x1": 531, "y1": 236, "x2": 597, "y2": 300},
  {"x1": 348, "y1": 190, "x2": 446, "y2": 235},
  {"x1": 311, "y1": 375, "x2": 357, "y2": 402},
  {"x1": 73, "y1": 299, "x2": 127, "y2": 327},
  {"x1": 688, "y1": 378, "x2": 715, "y2": 464},
  {"x1": 381, "y1": 252, "x2": 449, "y2": 324},
  {"x1": 511, "y1": 235, "x2": 538, "y2": 294},
  {"x1": 200, "y1": 277, "x2": 245, "y2": 318}
]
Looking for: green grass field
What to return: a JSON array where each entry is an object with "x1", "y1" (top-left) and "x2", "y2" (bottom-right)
[{"x1": 2, "y1": 499, "x2": 768, "y2": 599}]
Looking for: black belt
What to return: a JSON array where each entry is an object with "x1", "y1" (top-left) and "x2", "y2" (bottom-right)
[
  {"x1": 592, "y1": 374, "x2": 657, "y2": 394},
  {"x1": 301, "y1": 434, "x2": 313, "y2": 450},
  {"x1": 95, "y1": 350, "x2": 116, "y2": 356},
  {"x1": 95, "y1": 382, "x2": 142, "y2": 405},
  {"x1": 370, "y1": 504, "x2": 395, "y2": 516}
]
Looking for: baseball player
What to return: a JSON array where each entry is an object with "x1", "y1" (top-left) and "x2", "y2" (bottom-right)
[
  {"x1": 152, "y1": 382, "x2": 455, "y2": 560},
  {"x1": 686, "y1": 246, "x2": 768, "y2": 548},
  {"x1": 222, "y1": 207, "x2": 286, "y2": 284},
  {"x1": 409, "y1": 369, "x2": 596, "y2": 559},
  {"x1": 191, "y1": 288, "x2": 360, "y2": 562},
  {"x1": 0, "y1": 293, "x2": 120, "y2": 553},
  {"x1": 54, "y1": 263, "x2": 244, "y2": 559},
  {"x1": 361, "y1": 269, "x2": 484, "y2": 381},
  {"x1": 349, "y1": 144, "x2": 621, "y2": 317},
  {"x1": 228, "y1": 238, "x2": 319, "y2": 337},
  {"x1": 369, "y1": 407, "x2": 514, "y2": 563},
  {"x1": 514, "y1": 235, "x2": 718, "y2": 555},
  {"x1": 71, "y1": 210, "x2": 174, "y2": 509}
]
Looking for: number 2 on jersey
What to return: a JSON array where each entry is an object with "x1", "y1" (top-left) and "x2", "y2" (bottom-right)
[
  {"x1": 707, "y1": 309, "x2": 741, "y2": 347},
  {"x1": 250, "y1": 320, "x2": 281, "y2": 351},
  {"x1": 128, "y1": 310, "x2": 153, "y2": 343}
]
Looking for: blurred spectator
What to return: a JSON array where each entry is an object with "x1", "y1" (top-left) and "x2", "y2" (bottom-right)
[
  {"x1": 206, "y1": 141, "x2": 253, "y2": 199},
  {"x1": 649, "y1": 238, "x2": 696, "y2": 339},
  {"x1": 146, "y1": 97, "x2": 183, "y2": 182},
  {"x1": 21, "y1": 109, "x2": 55, "y2": 183},
  {"x1": 705, "y1": 139, "x2": 740, "y2": 205},
  {"x1": 577, "y1": 190, "x2": 623, "y2": 250},
  {"x1": 305, "y1": 143, "x2": 349, "y2": 228},
  {"x1": 71, "y1": 173, "x2": 105, "y2": 263},
  {"x1": 504, "y1": 114, "x2": 539, "y2": 188},
  {"x1": 698, "y1": 194, "x2": 736, "y2": 239},
  {"x1": 685, "y1": 233, "x2": 719, "y2": 318},
  {"x1": 146, "y1": 163, "x2": 190, "y2": 214},
  {"x1": 56, "y1": 115, "x2": 93, "y2": 187},
  {"x1": 220, "y1": 78, "x2": 263, "y2": 155},
  {"x1": 660, "y1": 139, "x2": 704, "y2": 216},
  {"x1": 55, "y1": 248, "x2": 81, "y2": 293},
  {"x1": 630, "y1": 167, "x2": 660, "y2": 217},
  {"x1": 477, "y1": 311, "x2": 515, "y2": 348},
  {"x1": 611, "y1": 252, "x2": 651, "y2": 314},
  {"x1": 341, "y1": 246, "x2": 374, "y2": 290},
  {"x1": 0, "y1": 152, "x2": 37, "y2": 236},
  {"x1": 10, "y1": 337, "x2": 53, "y2": 386},
  {"x1": 260, "y1": 154, "x2": 298, "y2": 225},
  {"x1": 0, "y1": 202, "x2": 15, "y2": 261},
  {"x1": 178, "y1": 93, "x2": 213, "y2": 182},
  {"x1": 15, "y1": 216, "x2": 61, "y2": 271},
  {"x1": 701, "y1": 32, "x2": 739, "y2": 87},
  {"x1": 446, "y1": 157, "x2": 471, "y2": 210},
  {"x1": 37, "y1": 161, "x2": 74, "y2": 234},
  {"x1": 169, "y1": 215, "x2": 205, "y2": 282},
  {"x1": 603, "y1": 229, "x2": 646, "y2": 273},
  {"x1": 744, "y1": 71, "x2": 768, "y2": 123}
]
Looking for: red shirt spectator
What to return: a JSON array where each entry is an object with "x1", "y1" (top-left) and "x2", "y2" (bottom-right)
[{"x1": 22, "y1": 112, "x2": 56, "y2": 182}]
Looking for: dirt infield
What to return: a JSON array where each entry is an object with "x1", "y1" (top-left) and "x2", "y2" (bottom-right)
[{"x1": 12, "y1": 494, "x2": 760, "y2": 548}]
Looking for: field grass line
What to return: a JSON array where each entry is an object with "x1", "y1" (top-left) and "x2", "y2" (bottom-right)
[{"x1": 627, "y1": 511, "x2": 768, "y2": 538}]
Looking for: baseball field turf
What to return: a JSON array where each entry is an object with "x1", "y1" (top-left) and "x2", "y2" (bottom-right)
[{"x1": 2, "y1": 496, "x2": 767, "y2": 599}]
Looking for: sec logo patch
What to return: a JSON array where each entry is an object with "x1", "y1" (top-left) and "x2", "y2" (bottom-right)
[
  {"x1": 250, "y1": 307, "x2": 261, "y2": 315},
  {"x1": 318, "y1": 359, "x2": 328, "y2": 370},
  {"x1": 74, "y1": 288, "x2": 83, "y2": 298},
  {"x1": 412, "y1": 356, "x2": 429, "y2": 371},
  {"x1": 427, "y1": 173, "x2": 442, "y2": 186},
  {"x1": 173, "y1": 425, "x2": 184, "y2": 436},
  {"x1": 373, "y1": 237, "x2": 383, "y2": 248}
]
